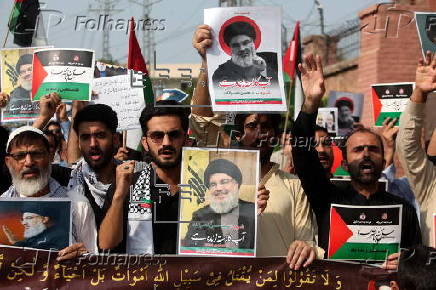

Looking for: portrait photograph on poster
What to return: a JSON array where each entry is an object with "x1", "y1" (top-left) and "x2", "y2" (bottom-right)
[
  {"x1": 316, "y1": 107, "x2": 338, "y2": 136},
  {"x1": 327, "y1": 91, "x2": 363, "y2": 136},
  {"x1": 205, "y1": 6, "x2": 286, "y2": 112},
  {"x1": 0, "y1": 198, "x2": 71, "y2": 251},
  {"x1": 0, "y1": 47, "x2": 49, "y2": 122},
  {"x1": 178, "y1": 147, "x2": 259, "y2": 257}
]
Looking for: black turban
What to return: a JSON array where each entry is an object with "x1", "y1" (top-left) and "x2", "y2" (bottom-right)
[
  {"x1": 223, "y1": 21, "x2": 256, "y2": 46},
  {"x1": 204, "y1": 158, "x2": 242, "y2": 188}
]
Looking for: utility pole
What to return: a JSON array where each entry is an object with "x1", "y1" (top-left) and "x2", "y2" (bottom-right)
[
  {"x1": 314, "y1": 0, "x2": 325, "y2": 35},
  {"x1": 89, "y1": 0, "x2": 121, "y2": 61}
]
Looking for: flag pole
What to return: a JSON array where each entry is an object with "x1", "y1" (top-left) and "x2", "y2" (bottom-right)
[{"x1": 281, "y1": 77, "x2": 295, "y2": 167}]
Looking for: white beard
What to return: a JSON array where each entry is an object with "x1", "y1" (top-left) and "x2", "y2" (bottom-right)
[
  {"x1": 231, "y1": 50, "x2": 254, "y2": 68},
  {"x1": 11, "y1": 166, "x2": 51, "y2": 197},
  {"x1": 21, "y1": 79, "x2": 32, "y2": 91},
  {"x1": 23, "y1": 221, "x2": 47, "y2": 239},
  {"x1": 209, "y1": 191, "x2": 239, "y2": 214}
]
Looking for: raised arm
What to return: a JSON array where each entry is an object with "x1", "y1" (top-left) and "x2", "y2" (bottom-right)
[
  {"x1": 396, "y1": 51, "x2": 436, "y2": 205},
  {"x1": 99, "y1": 161, "x2": 135, "y2": 249},
  {"x1": 32, "y1": 93, "x2": 61, "y2": 129},
  {"x1": 191, "y1": 24, "x2": 213, "y2": 117},
  {"x1": 66, "y1": 101, "x2": 87, "y2": 164},
  {"x1": 292, "y1": 54, "x2": 331, "y2": 214}
]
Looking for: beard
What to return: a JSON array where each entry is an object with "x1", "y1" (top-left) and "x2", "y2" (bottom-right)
[
  {"x1": 347, "y1": 157, "x2": 383, "y2": 185},
  {"x1": 231, "y1": 49, "x2": 254, "y2": 68},
  {"x1": 21, "y1": 79, "x2": 32, "y2": 91},
  {"x1": 149, "y1": 145, "x2": 181, "y2": 169},
  {"x1": 24, "y1": 221, "x2": 47, "y2": 238},
  {"x1": 209, "y1": 189, "x2": 239, "y2": 214},
  {"x1": 10, "y1": 166, "x2": 51, "y2": 197}
]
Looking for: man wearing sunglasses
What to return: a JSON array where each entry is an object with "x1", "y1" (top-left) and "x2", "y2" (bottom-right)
[{"x1": 99, "y1": 100, "x2": 189, "y2": 254}]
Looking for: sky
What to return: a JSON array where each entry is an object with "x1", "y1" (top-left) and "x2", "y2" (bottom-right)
[{"x1": 0, "y1": 0, "x2": 388, "y2": 65}]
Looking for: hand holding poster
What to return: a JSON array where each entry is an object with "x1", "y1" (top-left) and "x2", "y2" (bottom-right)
[
  {"x1": 31, "y1": 48, "x2": 95, "y2": 101},
  {"x1": 92, "y1": 73, "x2": 145, "y2": 131},
  {"x1": 204, "y1": 7, "x2": 286, "y2": 112},
  {"x1": 328, "y1": 204, "x2": 402, "y2": 261},
  {"x1": 371, "y1": 82, "x2": 414, "y2": 126},
  {"x1": 179, "y1": 148, "x2": 259, "y2": 257},
  {"x1": 0, "y1": 198, "x2": 71, "y2": 251},
  {"x1": 1, "y1": 47, "x2": 45, "y2": 122}
]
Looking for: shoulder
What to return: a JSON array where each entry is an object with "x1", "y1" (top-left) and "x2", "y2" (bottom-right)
[{"x1": 191, "y1": 205, "x2": 215, "y2": 219}]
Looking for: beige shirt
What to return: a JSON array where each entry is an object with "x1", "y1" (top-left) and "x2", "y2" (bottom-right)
[
  {"x1": 257, "y1": 164, "x2": 323, "y2": 258},
  {"x1": 397, "y1": 101, "x2": 436, "y2": 247}
]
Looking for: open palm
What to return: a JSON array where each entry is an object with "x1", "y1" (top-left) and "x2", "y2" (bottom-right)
[
  {"x1": 298, "y1": 54, "x2": 326, "y2": 106},
  {"x1": 416, "y1": 51, "x2": 436, "y2": 93}
]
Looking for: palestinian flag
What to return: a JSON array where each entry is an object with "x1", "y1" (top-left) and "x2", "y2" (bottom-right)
[
  {"x1": 371, "y1": 82, "x2": 414, "y2": 126},
  {"x1": 31, "y1": 48, "x2": 95, "y2": 101},
  {"x1": 128, "y1": 17, "x2": 154, "y2": 104},
  {"x1": 283, "y1": 21, "x2": 303, "y2": 120},
  {"x1": 328, "y1": 204, "x2": 402, "y2": 261},
  {"x1": 8, "y1": 0, "x2": 40, "y2": 47}
]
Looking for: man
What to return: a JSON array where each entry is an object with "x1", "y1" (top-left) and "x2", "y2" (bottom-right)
[
  {"x1": 1, "y1": 126, "x2": 96, "y2": 255},
  {"x1": 335, "y1": 98, "x2": 354, "y2": 136},
  {"x1": 99, "y1": 101, "x2": 270, "y2": 255},
  {"x1": 396, "y1": 51, "x2": 436, "y2": 247},
  {"x1": 212, "y1": 21, "x2": 277, "y2": 84},
  {"x1": 292, "y1": 53, "x2": 421, "y2": 256},
  {"x1": 183, "y1": 158, "x2": 255, "y2": 249},
  {"x1": 3, "y1": 54, "x2": 39, "y2": 117},
  {"x1": 0, "y1": 125, "x2": 11, "y2": 192},
  {"x1": 188, "y1": 25, "x2": 321, "y2": 270},
  {"x1": 3, "y1": 203, "x2": 68, "y2": 250}
]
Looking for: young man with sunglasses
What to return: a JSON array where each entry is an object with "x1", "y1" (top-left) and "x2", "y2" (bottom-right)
[{"x1": 99, "y1": 100, "x2": 189, "y2": 254}]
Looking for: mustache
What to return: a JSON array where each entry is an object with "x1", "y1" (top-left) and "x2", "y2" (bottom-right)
[
  {"x1": 20, "y1": 167, "x2": 40, "y2": 177},
  {"x1": 158, "y1": 146, "x2": 176, "y2": 155},
  {"x1": 318, "y1": 152, "x2": 330, "y2": 159}
]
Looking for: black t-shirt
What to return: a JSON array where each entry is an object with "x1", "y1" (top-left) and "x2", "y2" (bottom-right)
[{"x1": 102, "y1": 164, "x2": 180, "y2": 254}]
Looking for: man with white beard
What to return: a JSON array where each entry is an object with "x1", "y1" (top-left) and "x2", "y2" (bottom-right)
[
  {"x1": 211, "y1": 21, "x2": 277, "y2": 84},
  {"x1": 183, "y1": 158, "x2": 255, "y2": 249},
  {"x1": 3, "y1": 203, "x2": 68, "y2": 250},
  {"x1": 2, "y1": 126, "x2": 66, "y2": 198},
  {"x1": 1, "y1": 126, "x2": 96, "y2": 258}
]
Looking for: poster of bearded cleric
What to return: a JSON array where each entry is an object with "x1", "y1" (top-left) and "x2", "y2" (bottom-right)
[
  {"x1": 204, "y1": 7, "x2": 286, "y2": 112},
  {"x1": 178, "y1": 148, "x2": 259, "y2": 257},
  {"x1": 0, "y1": 199, "x2": 71, "y2": 251},
  {"x1": 0, "y1": 47, "x2": 45, "y2": 122}
]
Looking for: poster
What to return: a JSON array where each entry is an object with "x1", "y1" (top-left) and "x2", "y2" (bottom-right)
[
  {"x1": 371, "y1": 82, "x2": 414, "y2": 127},
  {"x1": 0, "y1": 198, "x2": 71, "y2": 251},
  {"x1": 178, "y1": 147, "x2": 259, "y2": 257},
  {"x1": 31, "y1": 48, "x2": 95, "y2": 101},
  {"x1": 316, "y1": 107, "x2": 338, "y2": 136},
  {"x1": 328, "y1": 204, "x2": 402, "y2": 261},
  {"x1": 92, "y1": 73, "x2": 145, "y2": 131},
  {"x1": 416, "y1": 12, "x2": 436, "y2": 57},
  {"x1": 204, "y1": 7, "x2": 286, "y2": 112},
  {"x1": 0, "y1": 47, "x2": 47, "y2": 122},
  {"x1": 327, "y1": 91, "x2": 363, "y2": 136}
]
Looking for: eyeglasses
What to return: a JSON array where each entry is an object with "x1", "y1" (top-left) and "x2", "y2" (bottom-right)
[
  {"x1": 146, "y1": 129, "x2": 184, "y2": 144},
  {"x1": 209, "y1": 178, "x2": 235, "y2": 189},
  {"x1": 7, "y1": 150, "x2": 47, "y2": 162}
]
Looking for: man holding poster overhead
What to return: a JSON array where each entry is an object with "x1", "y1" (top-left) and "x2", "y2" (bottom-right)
[{"x1": 292, "y1": 54, "x2": 421, "y2": 261}]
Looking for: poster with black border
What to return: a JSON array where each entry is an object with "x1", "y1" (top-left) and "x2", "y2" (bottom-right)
[
  {"x1": 204, "y1": 6, "x2": 286, "y2": 112},
  {"x1": 328, "y1": 204, "x2": 402, "y2": 261},
  {"x1": 0, "y1": 198, "x2": 72, "y2": 251},
  {"x1": 31, "y1": 48, "x2": 95, "y2": 101},
  {"x1": 371, "y1": 82, "x2": 414, "y2": 126},
  {"x1": 178, "y1": 147, "x2": 259, "y2": 257}
]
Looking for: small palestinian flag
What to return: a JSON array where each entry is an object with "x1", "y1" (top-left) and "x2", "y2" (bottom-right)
[
  {"x1": 328, "y1": 204, "x2": 402, "y2": 261},
  {"x1": 372, "y1": 82, "x2": 414, "y2": 127},
  {"x1": 8, "y1": 0, "x2": 40, "y2": 47},
  {"x1": 32, "y1": 48, "x2": 95, "y2": 101}
]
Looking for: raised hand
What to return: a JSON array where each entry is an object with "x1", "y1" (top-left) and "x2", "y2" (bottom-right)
[
  {"x1": 114, "y1": 160, "x2": 135, "y2": 200},
  {"x1": 39, "y1": 92, "x2": 61, "y2": 120},
  {"x1": 413, "y1": 51, "x2": 436, "y2": 103},
  {"x1": 298, "y1": 54, "x2": 326, "y2": 114},
  {"x1": 2, "y1": 225, "x2": 18, "y2": 244},
  {"x1": 193, "y1": 24, "x2": 213, "y2": 62},
  {"x1": 256, "y1": 184, "x2": 270, "y2": 214}
]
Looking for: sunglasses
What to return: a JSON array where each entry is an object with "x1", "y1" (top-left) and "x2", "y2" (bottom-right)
[{"x1": 146, "y1": 129, "x2": 184, "y2": 144}]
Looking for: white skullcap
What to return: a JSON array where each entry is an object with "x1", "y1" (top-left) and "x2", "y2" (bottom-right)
[{"x1": 6, "y1": 126, "x2": 46, "y2": 152}]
